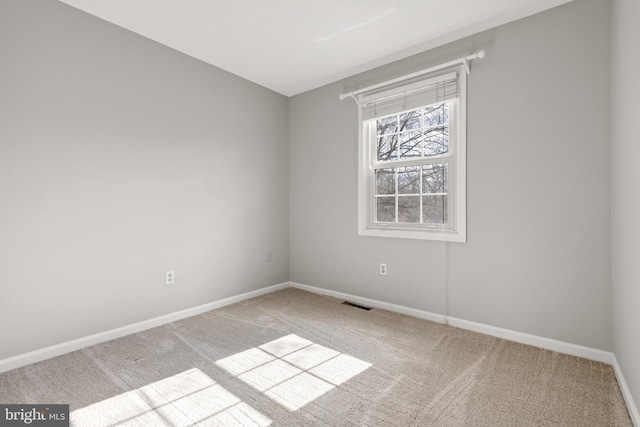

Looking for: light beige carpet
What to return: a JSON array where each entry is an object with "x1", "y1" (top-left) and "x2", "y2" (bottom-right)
[{"x1": 0, "y1": 288, "x2": 632, "y2": 426}]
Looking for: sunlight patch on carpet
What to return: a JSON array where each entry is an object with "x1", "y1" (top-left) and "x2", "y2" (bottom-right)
[
  {"x1": 215, "y1": 334, "x2": 371, "y2": 411},
  {"x1": 70, "y1": 368, "x2": 271, "y2": 426}
]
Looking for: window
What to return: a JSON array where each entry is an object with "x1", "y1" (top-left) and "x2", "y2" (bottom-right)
[{"x1": 357, "y1": 67, "x2": 467, "y2": 241}]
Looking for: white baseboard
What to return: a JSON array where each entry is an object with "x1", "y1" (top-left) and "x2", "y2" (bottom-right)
[
  {"x1": 289, "y1": 282, "x2": 446, "y2": 324},
  {"x1": 0, "y1": 282, "x2": 289, "y2": 374},
  {"x1": 289, "y1": 281, "x2": 613, "y2": 364},
  {"x1": 612, "y1": 354, "x2": 640, "y2": 426},
  {"x1": 445, "y1": 316, "x2": 613, "y2": 364}
]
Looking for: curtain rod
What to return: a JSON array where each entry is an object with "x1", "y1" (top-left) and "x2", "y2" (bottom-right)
[{"x1": 338, "y1": 50, "x2": 485, "y2": 101}]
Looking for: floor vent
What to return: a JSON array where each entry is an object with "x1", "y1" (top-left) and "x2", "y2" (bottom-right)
[{"x1": 342, "y1": 301, "x2": 372, "y2": 311}]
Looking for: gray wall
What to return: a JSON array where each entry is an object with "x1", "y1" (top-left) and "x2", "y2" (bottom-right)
[
  {"x1": 612, "y1": 0, "x2": 640, "y2": 409},
  {"x1": 0, "y1": 0, "x2": 289, "y2": 360},
  {"x1": 290, "y1": 0, "x2": 612, "y2": 350},
  {"x1": 0, "y1": 0, "x2": 623, "y2": 370}
]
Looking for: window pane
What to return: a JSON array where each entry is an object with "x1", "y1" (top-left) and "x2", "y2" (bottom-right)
[
  {"x1": 376, "y1": 196, "x2": 395, "y2": 222},
  {"x1": 423, "y1": 163, "x2": 447, "y2": 194},
  {"x1": 399, "y1": 110, "x2": 421, "y2": 131},
  {"x1": 423, "y1": 103, "x2": 449, "y2": 127},
  {"x1": 399, "y1": 131, "x2": 422, "y2": 159},
  {"x1": 398, "y1": 196, "x2": 420, "y2": 223},
  {"x1": 375, "y1": 169, "x2": 395, "y2": 195},
  {"x1": 424, "y1": 126, "x2": 448, "y2": 156},
  {"x1": 377, "y1": 134, "x2": 398, "y2": 162},
  {"x1": 398, "y1": 166, "x2": 420, "y2": 194},
  {"x1": 423, "y1": 195, "x2": 448, "y2": 224},
  {"x1": 376, "y1": 116, "x2": 397, "y2": 135}
]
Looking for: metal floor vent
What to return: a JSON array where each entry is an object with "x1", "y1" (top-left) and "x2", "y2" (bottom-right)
[{"x1": 342, "y1": 301, "x2": 372, "y2": 311}]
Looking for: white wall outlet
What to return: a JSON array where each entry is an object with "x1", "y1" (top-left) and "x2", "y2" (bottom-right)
[
  {"x1": 380, "y1": 263, "x2": 387, "y2": 276},
  {"x1": 266, "y1": 250, "x2": 272, "y2": 262},
  {"x1": 165, "y1": 271, "x2": 175, "y2": 285}
]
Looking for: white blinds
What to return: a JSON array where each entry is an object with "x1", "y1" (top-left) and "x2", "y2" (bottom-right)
[{"x1": 359, "y1": 71, "x2": 459, "y2": 121}]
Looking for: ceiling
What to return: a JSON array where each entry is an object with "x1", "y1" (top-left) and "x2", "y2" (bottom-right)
[{"x1": 57, "y1": 0, "x2": 574, "y2": 96}]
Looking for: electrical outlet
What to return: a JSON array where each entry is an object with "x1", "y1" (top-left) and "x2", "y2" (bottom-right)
[
  {"x1": 379, "y1": 263, "x2": 387, "y2": 276},
  {"x1": 165, "y1": 271, "x2": 175, "y2": 285},
  {"x1": 266, "y1": 250, "x2": 272, "y2": 262}
]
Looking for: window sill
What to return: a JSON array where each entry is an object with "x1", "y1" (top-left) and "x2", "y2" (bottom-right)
[{"x1": 358, "y1": 226, "x2": 466, "y2": 242}]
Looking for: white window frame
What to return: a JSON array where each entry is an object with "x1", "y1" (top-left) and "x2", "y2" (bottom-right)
[{"x1": 357, "y1": 66, "x2": 467, "y2": 242}]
